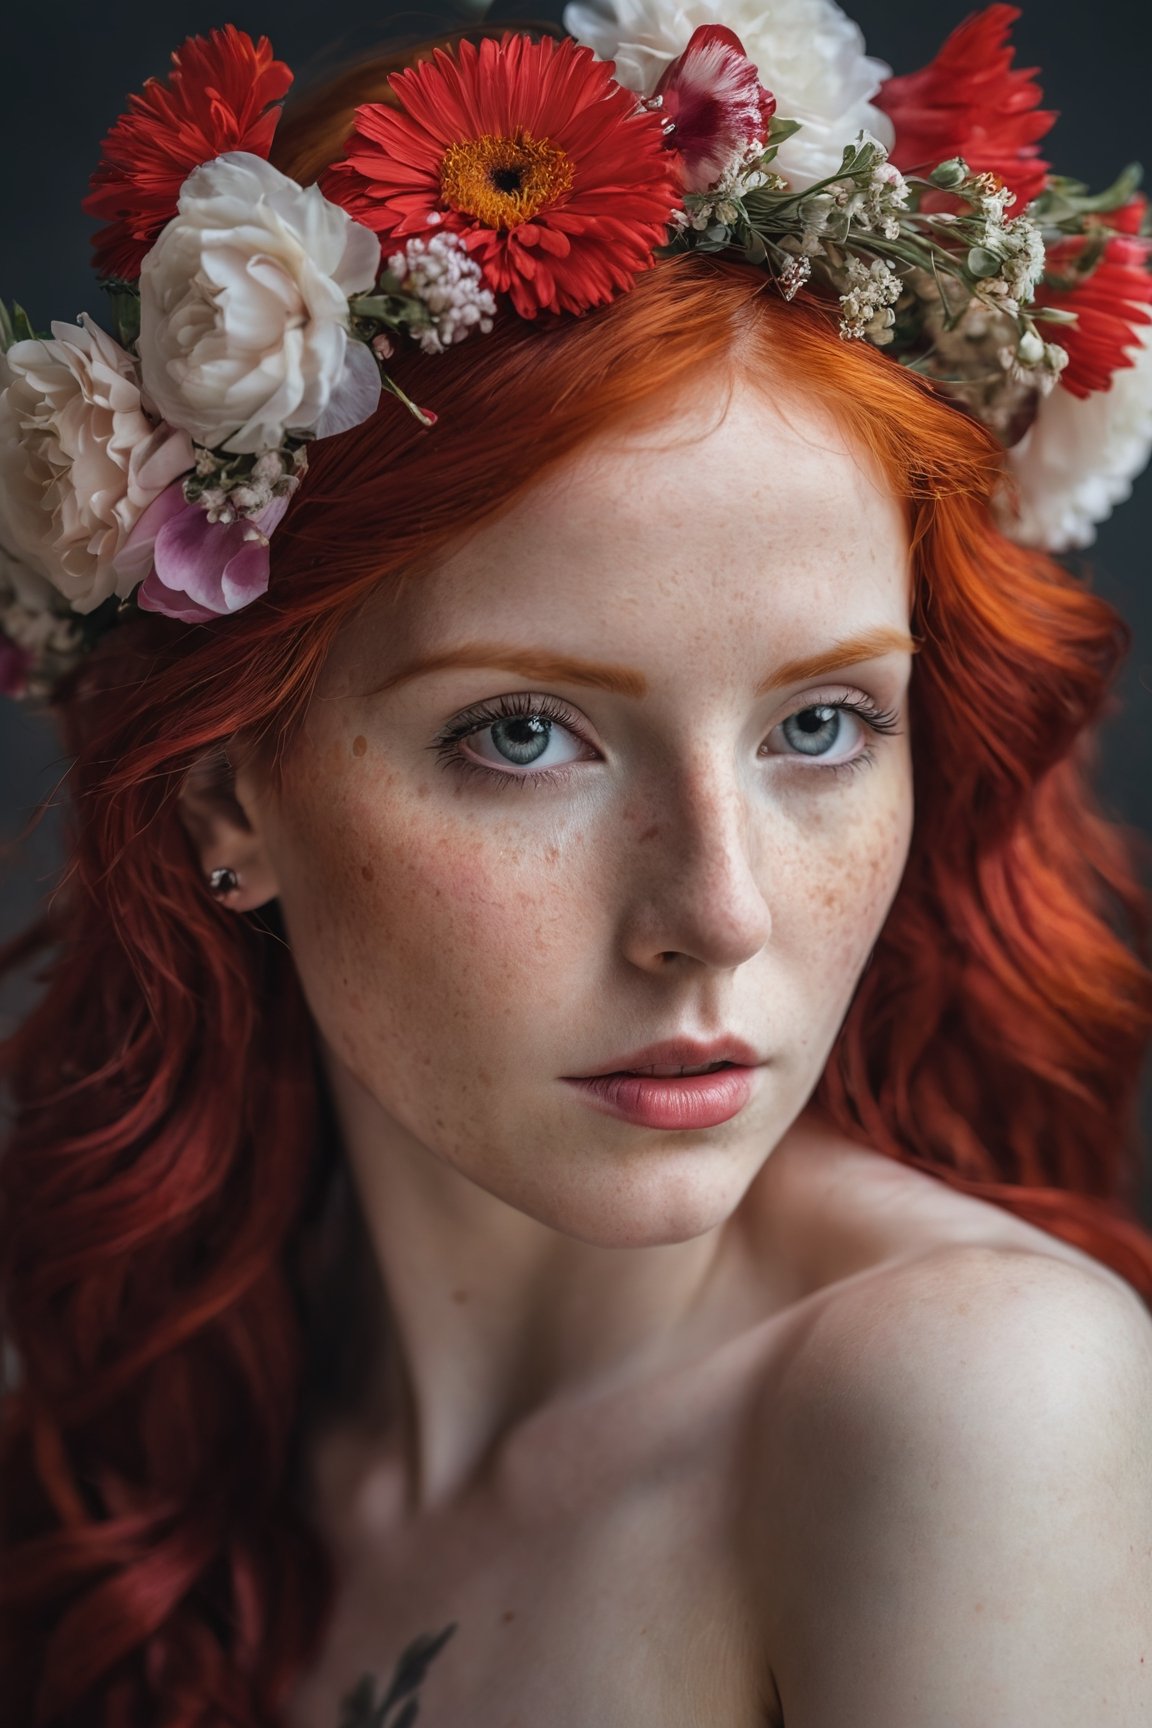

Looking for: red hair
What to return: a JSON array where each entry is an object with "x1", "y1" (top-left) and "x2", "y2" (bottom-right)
[{"x1": 3, "y1": 23, "x2": 1151, "y2": 1724}]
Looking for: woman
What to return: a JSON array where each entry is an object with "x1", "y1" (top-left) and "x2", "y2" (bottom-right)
[{"x1": 2, "y1": 8, "x2": 1152, "y2": 1726}]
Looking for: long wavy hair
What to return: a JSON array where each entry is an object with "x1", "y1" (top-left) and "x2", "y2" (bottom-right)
[{"x1": 3, "y1": 22, "x2": 1151, "y2": 1726}]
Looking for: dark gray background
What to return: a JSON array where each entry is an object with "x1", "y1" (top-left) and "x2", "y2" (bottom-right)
[{"x1": 3, "y1": 1, "x2": 1150, "y2": 1210}]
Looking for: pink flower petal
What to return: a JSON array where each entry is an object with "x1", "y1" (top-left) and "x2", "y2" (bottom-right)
[
  {"x1": 136, "y1": 574, "x2": 221, "y2": 623},
  {"x1": 653, "y1": 25, "x2": 777, "y2": 195},
  {"x1": 113, "y1": 480, "x2": 191, "y2": 588},
  {"x1": 133, "y1": 492, "x2": 291, "y2": 620}
]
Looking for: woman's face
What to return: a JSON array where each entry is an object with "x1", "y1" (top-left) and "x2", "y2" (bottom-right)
[{"x1": 233, "y1": 372, "x2": 916, "y2": 1247}]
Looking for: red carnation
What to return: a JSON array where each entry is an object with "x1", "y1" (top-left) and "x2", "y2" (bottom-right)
[
  {"x1": 1034, "y1": 219, "x2": 1152, "y2": 399},
  {"x1": 651, "y1": 25, "x2": 776, "y2": 194},
  {"x1": 876, "y1": 3, "x2": 1057, "y2": 210},
  {"x1": 321, "y1": 32, "x2": 683, "y2": 321},
  {"x1": 83, "y1": 25, "x2": 293, "y2": 281}
]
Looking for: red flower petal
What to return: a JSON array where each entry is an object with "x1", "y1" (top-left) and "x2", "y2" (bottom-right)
[
  {"x1": 1034, "y1": 223, "x2": 1152, "y2": 398},
  {"x1": 83, "y1": 25, "x2": 293, "y2": 280},
  {"x1": 1096, "y1": 193, "x2": 1149, "y2": 237},
  {"x1": 651, "y1": 25, "x2": 776, "y2": 195},
  {"x1": 876, "y1": 3, "x2": 1056, "y2": 209},
  {"x1": 321, "y1": 31, "x2": 682, "y2": 319}
]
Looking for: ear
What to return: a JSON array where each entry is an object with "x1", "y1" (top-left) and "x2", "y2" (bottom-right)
[{"x1": 176, "y1": 744, "x2": 281, "y2": 912}]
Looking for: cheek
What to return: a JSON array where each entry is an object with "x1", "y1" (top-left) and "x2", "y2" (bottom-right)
[
  {"x1": 777, "y1": 765, "x2": 913, "y2": 974},
  {"x1": 269, "y1": 757, "x2": 578, "y2": 1078}
]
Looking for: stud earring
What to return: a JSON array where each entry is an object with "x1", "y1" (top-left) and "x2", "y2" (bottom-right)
[{"x1": 208, "y1": 866, "x2": 240, "y2": 896}]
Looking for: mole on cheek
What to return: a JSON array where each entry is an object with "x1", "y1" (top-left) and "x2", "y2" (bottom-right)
[
  {"x1": 361, "y1": 864, "x2": 375, "y2": 883},
  {"x1": 351, "y1": 735, "x2": 368, "y2": 758}
]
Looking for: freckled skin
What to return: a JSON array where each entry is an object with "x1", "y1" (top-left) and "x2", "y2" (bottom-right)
[
  {"x1": 233, "y1": 373, "x2": 915, "y2": 1254},
  {"x1": 189, "y1": 380, "x2": 947, "y2": 1728}
]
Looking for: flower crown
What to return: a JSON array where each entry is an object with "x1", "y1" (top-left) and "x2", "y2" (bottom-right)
[{"x1": 2, "y1": 2, "x2": 1150, "y2": 704}]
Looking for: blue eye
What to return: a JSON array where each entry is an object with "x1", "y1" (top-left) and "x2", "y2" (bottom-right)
[
  {"x1": 780, "y1": 704, "x2": 862, "y2": 759},
  {"x1": 428, "y1": 691, "x2": 903, "y2": 791},
  {"x1": 428, "y1": 692, "x2": 587, "y2": 791}
]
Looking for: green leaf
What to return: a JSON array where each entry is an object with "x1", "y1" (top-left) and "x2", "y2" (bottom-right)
[
  {"x1": 759, "y1": 113, "x2": 803, "y2": 166},
  {"x1": 348, "y1": 293, "x2": 411, "y2": 323},
  {"x1": 102, "y1": 281, "x2": 141, "y2": 350},
  {"x1": 741, "y1": 230, "x2": 769, "y2": 266},
  {"x1": 765, "y1": 115, "x2": 803, "y2": 146},
  {"x1": 1029, "y1": 162, "x2": 1144, "y2": 227},
  {"x1": 0, "y1": 298, "x2": 38, "y2": 349}
]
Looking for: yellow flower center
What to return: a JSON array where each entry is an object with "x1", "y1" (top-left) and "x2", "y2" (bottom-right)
[{"x1": 439, "y1": 130, "x2": 574, "y2": 229}]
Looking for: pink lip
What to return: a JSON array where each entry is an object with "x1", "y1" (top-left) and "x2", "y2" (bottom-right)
[
  {"x1": 562, "y1": 1066, "x2": 759, "y2": 1130},
  {"x1": 568, "y1": 1034, "x2": 764, "y2": 1078}
]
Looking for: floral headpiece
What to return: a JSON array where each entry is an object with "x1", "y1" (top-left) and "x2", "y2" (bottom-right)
[{"x1": 2, "y1": 2, "x2": 1150, "y2": 703}]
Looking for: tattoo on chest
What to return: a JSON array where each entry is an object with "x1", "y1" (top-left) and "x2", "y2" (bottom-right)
[{"x1": 337, "y1": 1623, "x2": 458, "y2": 1727}]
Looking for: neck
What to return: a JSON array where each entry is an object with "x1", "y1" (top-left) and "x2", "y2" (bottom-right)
[{"x1": 298, "y1": 1045, "x2": 785, "y2": 1513}]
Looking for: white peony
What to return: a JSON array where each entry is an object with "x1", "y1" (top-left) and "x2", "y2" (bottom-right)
[
  {"x1": 563, "y1": 0, "x2": 893, "y2": 189},
  {"x1": 997, "y1": 321, "x2": 1152, "y2": 552},
  {"x1": 0, "y1": 318, "x2": 194, "y2": 613},
  {"x1": 137, "y1": 151, "x2": 384, "y2": 456}
]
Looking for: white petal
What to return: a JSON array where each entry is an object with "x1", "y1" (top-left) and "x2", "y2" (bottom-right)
[
  {"x1": 139, "y1": 151, "x2": 384, "y2": 448},
  {"x1": 313, "y1": 338, "x2": 382, "y2": 440},
  {"x1": 998, "y1": 324, "x2": 1152, "y2": 551}
]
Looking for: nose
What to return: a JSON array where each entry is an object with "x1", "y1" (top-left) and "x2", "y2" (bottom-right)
[{"x1": 617, "y1": 751, "x2": 774, "y2": 973}]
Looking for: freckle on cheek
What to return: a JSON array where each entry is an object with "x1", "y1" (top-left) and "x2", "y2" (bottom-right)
[
  {"x1": 361, "y1": 864, "x2": 375, "y2": 883},
  {"x1": 351, "y1": 735, "x2": 367, "y2": 758}
]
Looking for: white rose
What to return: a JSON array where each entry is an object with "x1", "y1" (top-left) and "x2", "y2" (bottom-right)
[
  {"x1": 997, "y1": 321, "x2": 1152, "y2": 551},
  {"x1": 0, "y1": 318, "x2": 195, "y2": 613},
  {"x1": 563, "y1": 0, "x2": 893, "y2": 189},
  {"x1": 138, "y1": 151, "x2": 384, "y2": 456}
]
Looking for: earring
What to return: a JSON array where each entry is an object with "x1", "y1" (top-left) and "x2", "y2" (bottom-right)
[{"x1": 208, "y1": 866, "x2": 240, "y2": 896}]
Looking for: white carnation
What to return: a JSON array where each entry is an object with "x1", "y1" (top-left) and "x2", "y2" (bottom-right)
[
  {"x1": 0, "y1": 318, "x2": 194, "y2": 613},
  {"x1": 138, "y1": 151, "x2": 383, "y2": 456},
  {"x1": 563, "y1": 0, "x2": 893, "y2": 189},
  {"x1": 997, "y1": 321, "x2": 1152, "y2": 552}
]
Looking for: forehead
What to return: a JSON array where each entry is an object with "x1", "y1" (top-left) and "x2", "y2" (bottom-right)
[{"x1": 336, "y1": 373, "x2": 911, "y2": 678}]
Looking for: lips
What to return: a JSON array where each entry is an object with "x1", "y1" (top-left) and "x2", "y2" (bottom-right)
[
  {"x1": 568, "y1": 1036, "x2": 763, "y2": 1080},
  {"x1": 613, "y1": 1060, "x2": 736, "y2": 1077},
  {"x1": 564, "y1": 1063, "x2": 760, "y2": 1129}
]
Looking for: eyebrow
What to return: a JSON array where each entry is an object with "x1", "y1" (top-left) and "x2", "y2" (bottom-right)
[{"x1": 369, "y1": 626, "x2": 920, "y2": 701}]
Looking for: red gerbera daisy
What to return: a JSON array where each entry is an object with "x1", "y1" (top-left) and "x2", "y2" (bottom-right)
[
  {"x1": 321, "y1": 32, "x2": 683, "y2": 320},
  {"x1": 83, "y1": 25, "x2": 293, "y2": 281},
  {"x1": 1034, "y1": 222, "x2": 1152, "y2": 399},
  {"x1": 1097, "y1": 192, "x2": 1150, "y2": 236},
  {"x1": 875, "y1": 3, "x2": 1057, "y2": 210},
  {"x1": 651, "y1": 25, "x2": 776, "y2": 194}
]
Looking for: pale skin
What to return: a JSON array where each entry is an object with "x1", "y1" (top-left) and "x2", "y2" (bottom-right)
[{"x1": 180, "y1": 373, "x2": 1152, "y2": 1726}]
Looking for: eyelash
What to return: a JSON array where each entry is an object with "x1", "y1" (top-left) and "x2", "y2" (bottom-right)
[{"x1": 427, "y1": 689, "x2": 904, "y2": 793}]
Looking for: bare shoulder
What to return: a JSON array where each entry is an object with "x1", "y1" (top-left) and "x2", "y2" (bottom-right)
[
  {"x1": 810, "y1": 1235, "x2": 1152, "y2": 1373},
  {"x1": 756, "y1": 1243, "x2": 1152, "y2": 1727}
]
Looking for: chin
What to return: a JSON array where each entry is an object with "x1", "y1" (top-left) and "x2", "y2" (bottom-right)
[{"x1": 492, "y1": 1155, "x2": 756, "y2": 1250}]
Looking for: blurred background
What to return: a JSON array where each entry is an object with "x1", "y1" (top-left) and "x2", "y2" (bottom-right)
[{"x1": 2, "y1": 0, "x2": 1151, "y2": 1212}]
